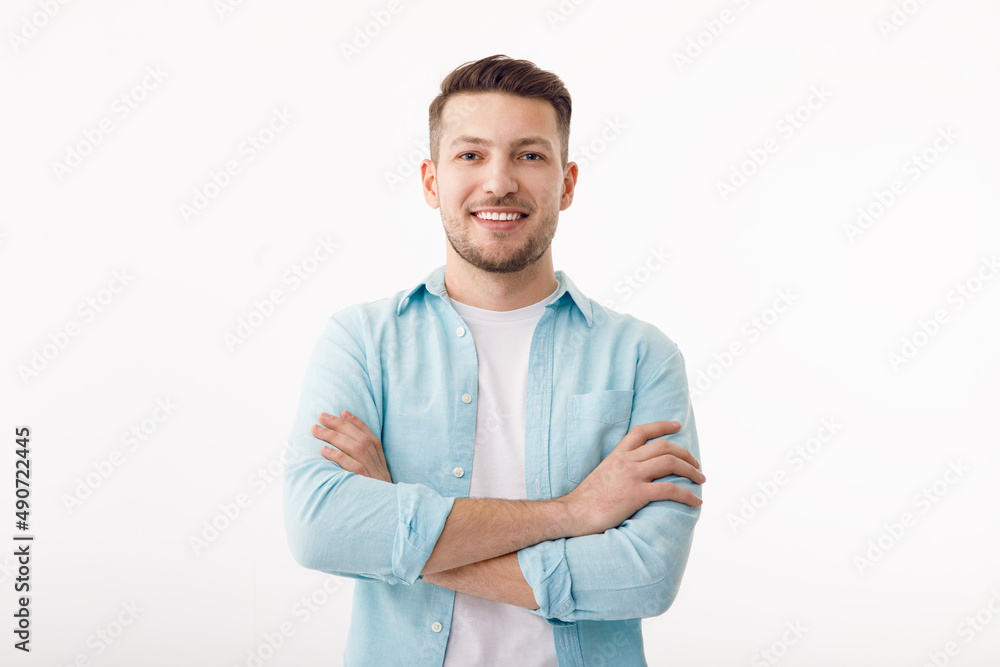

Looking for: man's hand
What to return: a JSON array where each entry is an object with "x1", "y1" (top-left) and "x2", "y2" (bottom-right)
[
  {"x1": 558, "y1": 421, "x2": 704, "y2": 537},
  {"x1": 313, "y1": 411, "x2": 392, "y2": 483}
]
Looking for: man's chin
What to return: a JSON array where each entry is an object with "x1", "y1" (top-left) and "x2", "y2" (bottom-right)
[{"x1": 461, "y1": 243, "x2": 552, "y2": 275}]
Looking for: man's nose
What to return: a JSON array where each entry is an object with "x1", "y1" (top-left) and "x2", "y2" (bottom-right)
[{"x1": 482, "y1": 159, "x2": 518, "y2": 197}]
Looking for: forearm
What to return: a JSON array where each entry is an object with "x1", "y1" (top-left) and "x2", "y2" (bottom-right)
[
  {"x1": 526, "y1": 497, "x2": 700, "y2": 622},
  {"x1": 423, "y1": 552, "x2": 538, "y2": 609},
  {"x1": 421, "y1": 496, "x2": 573, "y2": 575},
  {"x1": 424, "y1": 499, "x2": 700, "y2": 622},
  {"x1": 285, "y1": 456, "x2": 456, "y2": 584},
  {"x1": 424, "y1": 499, "x2": 701, "y2": 622}
]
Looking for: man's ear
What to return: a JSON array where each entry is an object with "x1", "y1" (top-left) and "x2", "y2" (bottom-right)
[
  {"x1": 560, "y1": 161, "x2": 579, "y2": 211},
  {"x1": 421, "y1": 159, "x2": 440, "y2": 209}
]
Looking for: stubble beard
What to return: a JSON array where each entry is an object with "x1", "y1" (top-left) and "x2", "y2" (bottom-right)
[{"x1": 442, "y1": 207, "x2": 558, "y2": 274}]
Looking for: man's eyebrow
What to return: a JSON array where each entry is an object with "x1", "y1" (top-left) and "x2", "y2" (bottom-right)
[{"x1": 449, "y1": 135, "x2": 555, "y2": 152}]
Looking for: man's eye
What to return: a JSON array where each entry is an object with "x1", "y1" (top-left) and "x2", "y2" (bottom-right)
[
  {"x1": 521, "y1": 153, "x2": 543, "y2": 161},
  {"x1": 458, "y1": 153, "x2": 478, "y2": 160}
]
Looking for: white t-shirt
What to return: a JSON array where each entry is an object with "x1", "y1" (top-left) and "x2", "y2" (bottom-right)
[{"x1": 443, "y1": 285, "x2": 561, "y2": 667}]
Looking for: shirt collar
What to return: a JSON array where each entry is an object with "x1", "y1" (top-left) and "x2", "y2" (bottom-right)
[{"x1": 396, "y1": 264, "x2": 594, "y2": 327}]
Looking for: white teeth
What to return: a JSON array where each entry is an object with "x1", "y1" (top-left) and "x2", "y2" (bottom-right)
[{"x1": 474, "y1": 212, "x2": 525, "y2": 221}]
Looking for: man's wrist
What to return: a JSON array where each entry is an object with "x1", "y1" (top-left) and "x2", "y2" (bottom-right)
[
  {"x1": 547, "y1": 494, "x2": 581, "y2": 539},
  {"x1": 420, "y1": 553, "x2": 539, "y2": 610}
]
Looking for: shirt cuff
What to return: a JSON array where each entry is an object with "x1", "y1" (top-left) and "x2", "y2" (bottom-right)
[
  {"x1": 518, "y1": 539, "x2": 576, "y2": 625},
  {"x1": 391, "y1": 483, "x2": 455, "y2": 585}
]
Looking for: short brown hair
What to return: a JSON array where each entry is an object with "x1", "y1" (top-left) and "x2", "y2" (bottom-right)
[{"x1": 428, "y1": 54, "x2": 572, "y2": 166}]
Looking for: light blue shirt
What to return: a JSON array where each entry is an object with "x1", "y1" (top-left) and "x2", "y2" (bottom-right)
[{"x1": 283, "y1": 265, "x2": 702, "y2": 666}]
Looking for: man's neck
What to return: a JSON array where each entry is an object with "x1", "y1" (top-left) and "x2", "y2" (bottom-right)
[{"x1": 443, "y1": 254, "x2": 559, "y2": 311}]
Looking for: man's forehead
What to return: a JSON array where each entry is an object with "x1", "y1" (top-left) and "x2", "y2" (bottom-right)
[{"x1": 439, "y1": 92, "x2": 558, "y2": 137}]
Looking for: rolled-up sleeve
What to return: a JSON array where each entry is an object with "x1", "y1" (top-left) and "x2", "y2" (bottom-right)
[
  {"x1": 283, "y1": 313, "x2": 455, "y2": 585},
  {"x1": 518, "y1": 348, "x2": 701, "y2": 622}
]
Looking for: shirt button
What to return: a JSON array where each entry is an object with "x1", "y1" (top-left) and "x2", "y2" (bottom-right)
[
  {"x1": 453, "y1": 467, "x2": 465, "y2": 478},
  {"x1": 431, "y1": 621, "x2": 443, "y2": 633},
  {"x1": 461, "y1": 393, "x2": 472, "y2": 404},
  {"x1": 456, "y1": 326, "x2": 466, "y2": 337}
]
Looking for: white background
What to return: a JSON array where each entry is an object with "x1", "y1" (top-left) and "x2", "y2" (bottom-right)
[{"x1": 2, "y1": 0, "x2": 999, "y2": 665}]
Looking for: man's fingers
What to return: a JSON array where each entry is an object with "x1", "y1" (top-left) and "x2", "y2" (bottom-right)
[
  {"x1": 341, "y1": 411, "x2": 386, "y2": 458},
  {"x1": 646, "y1": 480, "x2": 703, "y2": 508},
  {"x1": 318, "y1": 412, "x2": 366, "y2": 442},
  {"x1": 633, "y1": 438, "x2": 701, "y2": 470},
  {"x1": 320, "y1": 444, "x2": 366, "y2": 476},
  {"x1": 317, "y1": 413, "x2": 383, "y2": 469},
  {"x1": 618, "y1": 421, "x2": 683, "y2": 451},
  {"x1": 311, "y1": 422, "x2": 337, "y2": 446},
  {"x1": 340, "y1": 410, "x2": 385, "y2": 461},
  {"x1": 639, "y1": 454, "x2": 706, "y2": 485},
  {"x1": 312, "y1": 422, "x2": 365, "y2": 465}
]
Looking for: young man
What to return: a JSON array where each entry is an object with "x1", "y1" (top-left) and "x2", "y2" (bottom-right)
[{"x1": 284, "y1": 54, "x2": 706, "y2": 666}]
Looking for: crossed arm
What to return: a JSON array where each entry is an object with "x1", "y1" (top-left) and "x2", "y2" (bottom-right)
[
  {"x1": 312, "y1": 409, "x2": 705, "y2": 611},
  {"x1": 286, "y1": 315, "x2": 704, "y2": 621}
]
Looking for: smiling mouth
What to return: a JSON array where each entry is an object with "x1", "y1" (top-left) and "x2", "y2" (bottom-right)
[{"x1": 472, "y1": 211, "x2": 528, "y2": 221}]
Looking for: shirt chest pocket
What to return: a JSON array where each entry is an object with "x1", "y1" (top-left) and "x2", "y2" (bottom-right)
[{"x1": 565, "y1": 389, "x2": 634, "y2": 484}]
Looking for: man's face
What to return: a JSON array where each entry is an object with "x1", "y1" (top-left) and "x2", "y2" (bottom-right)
[{"x1": 421, "y1": 92, "x2": 577, "y2": 274}]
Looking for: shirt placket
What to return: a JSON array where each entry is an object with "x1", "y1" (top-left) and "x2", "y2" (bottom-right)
[{"x1": 419, "y1": 294, "x2": 481, "y2": 667}]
